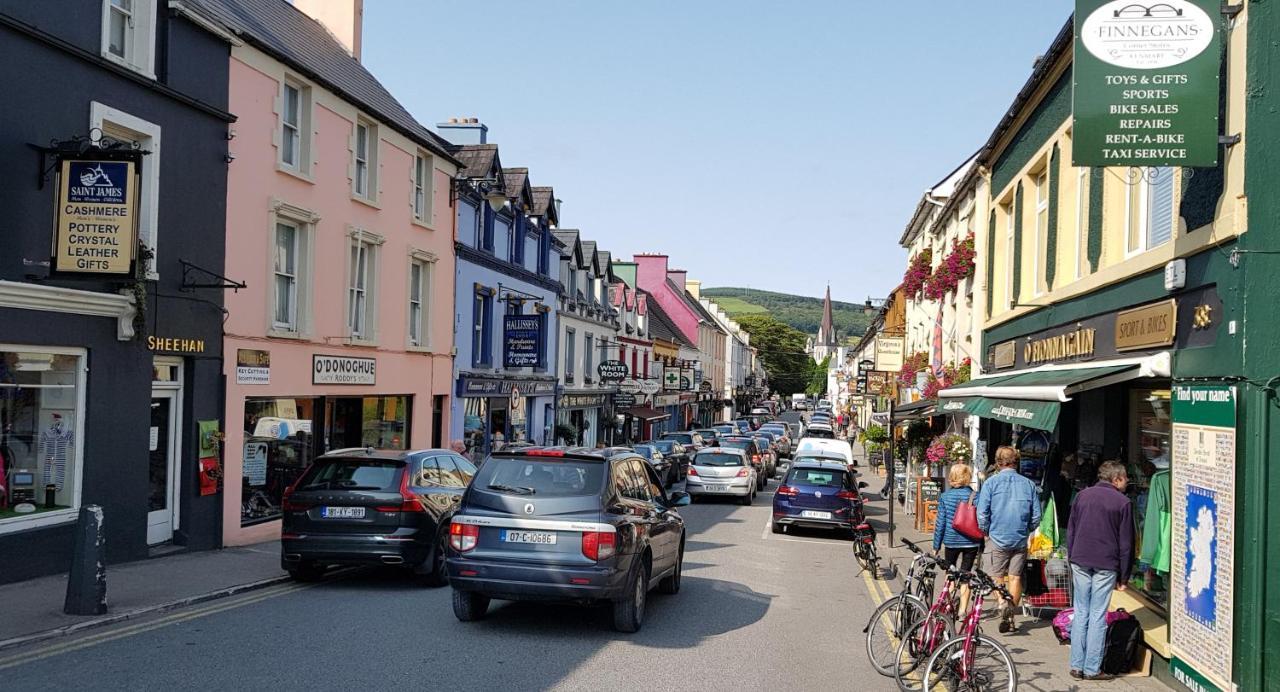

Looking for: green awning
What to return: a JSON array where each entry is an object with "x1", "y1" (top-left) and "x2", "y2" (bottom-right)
[
  {"x1": 947, "y1": 397, "x2": 1061, "y2": 432},
  {"x1": 938, "y1": 364, "x2": 1141, "y2": 403}
]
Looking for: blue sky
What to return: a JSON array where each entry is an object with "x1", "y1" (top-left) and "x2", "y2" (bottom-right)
[{"x1": 364, "y1": 1, "x2": 1074, "y2": 304}]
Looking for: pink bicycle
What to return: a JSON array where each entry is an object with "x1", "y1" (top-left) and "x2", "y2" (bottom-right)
[
  {"x1": 892, "y1": 558, "x2": 960, "y2": 690},
  {"x1": 920, "y1": 569, "x2": 1019, "y2": 691}
]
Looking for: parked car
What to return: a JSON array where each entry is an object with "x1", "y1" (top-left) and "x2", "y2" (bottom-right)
[
  {"x1": 712, "y1": 423, "x2": 737, "y2": 439},
  {"x1": 803, "y1": 423, "x2": 836, "y2": 440},
  {"x1": 794, "y1": 437, "x2": 854, "y2": 467},
  {"x1": 748, "y1": 432, "x2": 780, "y2": 478},
  {"x1": 627, "y1": 444, "x2": 675, "y2": 487},
  {"x1": 645, "y1": 439, "x2": 690, "y2": 480},
  {"x1": 281, "y1": 447, "x2": 477, "y2": 585},
  {"x1": 759, "y1": 424, "x2": 792, "y2": 457},
  {"x1": 685, "y1": 448, "x2": 756, "y2": 506},
  {"x1": 772, "y1": 460, "x2": 867, "y2": 535},
  {"x1": 732, "y1": 418, "x2": 756, "y2": 433},
  {"x1": 718, "y1": 436, "x2": 768, "y2": 488},
  {"x1": 446, "y1": 447, "x2": 689, "y2": 633},
  {"x1": 660, "y1": 431, "x2": 706, "y2": 453}
]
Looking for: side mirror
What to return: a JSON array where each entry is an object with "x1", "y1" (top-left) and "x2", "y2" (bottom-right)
[
  {"x1": 669, "y1": 491, "x2": 692, "y2": 507},
  {"x1": 858, "y1": 481, "x2": 869, "y2": 489}
]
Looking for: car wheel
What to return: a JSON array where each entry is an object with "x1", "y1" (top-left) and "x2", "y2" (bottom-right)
[
  {"x1": 613, "y1": 560, "x2": 650, "y2": 633},
  {"x1": 739, "y1": 491, "x2": 753, "y2": 506},
  {"x1": 286, "y1": 561, "x2": 325, "y2": 582},
  {"x1": 419, "y1": 530, "x2": 450, "y2": 587},
  {"x1": 657, "y1": 540, "x2": 683, "y2": 595},
  {"x1": 451, "y1": 588, "x2": 490, "y2": 622},
  {"x1": 771, "y1": 521, "x2": 784, "y2": 534}
]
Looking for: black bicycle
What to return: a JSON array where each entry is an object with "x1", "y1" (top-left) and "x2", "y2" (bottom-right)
[{"x1": 852, "y1": 521, "x2": 880, "y2": 575}]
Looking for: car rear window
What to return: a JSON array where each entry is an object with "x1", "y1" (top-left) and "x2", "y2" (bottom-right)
[
  {"x1": 633, "y1": 445, "x2": 658, "y2": 459},
  {"x1": 297, "y1": 457, "x2": 402, "y2": 491},
  {"x1": 473, "y1": 457, "x2": 605, "y2": 497},
  {"x1": 650, "y1": 440, "x2": 676, "y2": 453},
  {"x1": 662, "y1": 433, "x2": 693, "y2": 444},
  {"x1": 694, "y1": 452, "x2": 744, "y2": 467},
  {"x1": 787, "y1": 468, "x2": 845, "y2": 488},
  {"x1": 721, "y1": 439, "x2": 755, "y2": 452}
]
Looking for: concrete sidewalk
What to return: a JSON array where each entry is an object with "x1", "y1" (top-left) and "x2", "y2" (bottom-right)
[
  {"x1": 848, "y1": 440, "x2": 1165, "y2": 690},
  {"x1": 0, "y1": 542, "x2": 288, "y2": 651}
]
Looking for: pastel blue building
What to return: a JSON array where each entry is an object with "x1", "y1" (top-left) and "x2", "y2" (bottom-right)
[{"x1": 442, "y1": 122, "x2": 561, "y2": 456}]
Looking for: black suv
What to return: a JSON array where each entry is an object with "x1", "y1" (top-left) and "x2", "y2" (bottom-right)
[
  {"x1": 280, "y1": 448, "x2": 475, "y2": 585},
  {"x1": 446, "y1": 447, "x2": 690, "y2": 632}
]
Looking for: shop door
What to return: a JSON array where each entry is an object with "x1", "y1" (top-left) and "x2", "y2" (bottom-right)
[{"x1": 148, "y1": 389, "x2": 180, "y2": 545}]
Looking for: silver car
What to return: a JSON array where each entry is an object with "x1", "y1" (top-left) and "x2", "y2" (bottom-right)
[{"x1": 685, "y1": 448, "x2": 756, "y2": 505}]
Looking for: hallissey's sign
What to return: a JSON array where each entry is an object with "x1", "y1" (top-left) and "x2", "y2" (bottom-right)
[
  {"x1": 1072, "y1": 0, "x2": 1222, "y2": 167},
  {"x1": 503, "y1": 314, "x2": 543, "y2": 368},
  {"x1": 54, "y1": 158, "x2": 138, "y2": 274}
]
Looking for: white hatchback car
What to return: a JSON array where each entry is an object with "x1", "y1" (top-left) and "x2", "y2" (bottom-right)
[
  {"x1": 685, "y1": 448, "x2": 757, "y2": 505},
  {"x1": 794, "y1": 438, "x2": 854, "y2": 467}
]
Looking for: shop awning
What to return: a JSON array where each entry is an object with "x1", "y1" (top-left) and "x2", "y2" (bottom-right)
[
  {"x1": 892, "y1": 399, "x2": 936, "y2": 423},
  {"x1": 940, "y1": 396, "x2": 1062, "y2": 432},
  {"x1": 623, "y1": 406, "x2": 671, "y2": 422}
]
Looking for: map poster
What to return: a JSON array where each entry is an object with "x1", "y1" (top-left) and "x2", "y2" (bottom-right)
[{"x1": 1169, "y1": 384, "x2": 1236, "y2": 691}]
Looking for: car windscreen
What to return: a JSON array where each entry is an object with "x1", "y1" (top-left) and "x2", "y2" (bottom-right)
[
  {"x1": 787, "y1": 468, "x2": 845, "y2": 488},
  {"x1": 761, "y1": 426, "x2": 787, "y2": 435},
  {"x1": 650, "y1": 440, "x2": 677, "y2": 453},
  {"x1": 473, "y1": 457, "x2": 605, "y2": 497},
  {"x1": 662, "y1": 433, "x2": 693, "y2": 444},
  {"x1": 806, "y1": 428, "x2": 835, "y2": 439},
  {"x1": 633, "y1": 445, "x2": 657, "y2": 459},
  {"x1": 793, "y1": 455, "x2": 846, "y2": 466},
  {"x1": 694, "y1": 453, "x2": 744, "y2": 467},
  {"x1": 297, "y1": 457, "x2": 402, "y2": 491}
]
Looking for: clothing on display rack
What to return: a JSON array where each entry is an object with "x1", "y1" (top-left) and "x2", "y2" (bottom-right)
[{"x1": 1140, "y1": 468, "x2": 1171, "y2": 574}]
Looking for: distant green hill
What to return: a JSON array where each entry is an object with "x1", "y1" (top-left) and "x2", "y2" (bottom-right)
[{"x1": 703, "y1": 287, "x2": 871, "y2": 341}]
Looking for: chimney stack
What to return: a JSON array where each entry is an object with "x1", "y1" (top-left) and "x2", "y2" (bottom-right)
[
  {"x1": 437, "y1": 117, "x2": 488, "y2": 145},
  {"x1": 686, "y1": 279, "x2": 702, "y2": 299},
  {"x1": 294, "y1": 0, "x2": 363, "y2": 61}
]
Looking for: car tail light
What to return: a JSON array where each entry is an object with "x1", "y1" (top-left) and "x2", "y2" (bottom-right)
[
  {"x1": 736, "y1": 468, "x2": 750, "y2": 477},
  {"x1": 281, "y1": 474, "x2": 311, "y2": 511},
  {"x1": 378, "y1": 468, "x2": 426, "y2": 513},
  {"x1": 687, "y1": 467, "x2": 699, "y2": 476},
  {"x1": 581, "y1": 531, "x2": 616, "y2": 561},
  {"x1": 527, "y1": 449, "x2": 566, "y2": 457},
  {"x1": 449, "y1": 522, "x2": 479, "y2": 552},
  {"x1": 776, "y1": 485, "x2": 798, "y2": 497},
  {"x1": 836, "y1": 490, "x2": 859, "y2": 500}
]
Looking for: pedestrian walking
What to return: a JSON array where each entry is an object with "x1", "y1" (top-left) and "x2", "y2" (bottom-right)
[
  {"x1": 1065, "y1": 460, "x2": 1135, "y2": 681},
  {"x1": 976, "y1": 445, "x2": 1041, "y2": 633},
  {"x1": 934, "y1": 463, "x2": 982, "y2": 616}
]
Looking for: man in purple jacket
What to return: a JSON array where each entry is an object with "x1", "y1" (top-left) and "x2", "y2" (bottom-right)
[{"x1": 1065, "y1": 460, "x2": 1135, "y2": 681}]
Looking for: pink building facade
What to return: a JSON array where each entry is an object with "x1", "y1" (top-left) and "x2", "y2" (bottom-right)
[
  {"x1": 216, "y1": 5, "x2": 458, "y2": 545},
  {"x1": 634, "y1": 254, "x2": 699, "y2": 342}
]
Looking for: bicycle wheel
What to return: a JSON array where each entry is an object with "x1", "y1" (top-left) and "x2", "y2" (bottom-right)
[
  {"x1": 921, "y1": 633, "x2": 1018, "y2": 692},
  {"x1": 864, "y1": 594, "x2": 928, "y2": 676},
  {"x1": 893, "y1": 615, "x2": 956, "y2": 691}
]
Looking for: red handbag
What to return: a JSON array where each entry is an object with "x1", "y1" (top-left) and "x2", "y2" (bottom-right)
[{"x1": 952, "y1": 490, "x2": 984, "y2": 540}]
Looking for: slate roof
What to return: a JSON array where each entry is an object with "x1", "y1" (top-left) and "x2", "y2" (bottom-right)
[
  {"x1": 580, "y1": 241, "x2": 597, "y2": 271},
  {"x1": 453, "y1": 144, "x2": 499, "y2": 179},
  {"x1": 186, "y1": 0, "x2": 457, "y2": 162},
  {"x1": 552, "y1": 229, "x2": 579, "y2": 259},
  {"x1": 532, "y1": 187, "x2": 556, "y2": 218},
  {"x1": 644, "y1": 292, "x2": 694, "y2": 347},
  {"x1": 502, "y1": 167, "x2": 530, "y2": 203}
]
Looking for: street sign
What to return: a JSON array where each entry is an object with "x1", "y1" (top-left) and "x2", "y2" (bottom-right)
[
  {"x1": 639, "y1": 379, "x2": 661, "y2": 395},
  {"x1": 597, "y1": 359, "x2": 629, "y2": 382},
  {"x1": 663, "y1": 368, "x2": 680, "y2": 390},
  {"x1": 619, "y1": 379, "x2": 641, "y2": 395},
  {"x1": 858, "y1": 359, "x2": 874, "y2": 374},
  {"x1": 1072, "y1": 0, "x2": 1222, "y2": 167}
]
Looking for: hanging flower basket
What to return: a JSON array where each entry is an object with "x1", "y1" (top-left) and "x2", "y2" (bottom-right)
[
  {"x1": 902, "y1": 248, "x2": 933, "y2": 300},
  {"x1": 922, "y1": 234, "x2": 976, "y2": 301}
]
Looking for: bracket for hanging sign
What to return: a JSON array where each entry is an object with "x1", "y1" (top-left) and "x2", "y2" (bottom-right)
[
  {"x1": 180, "y1": 259, "x2": 246, "y2": 292},
  {"x1": 1221, "y1": 3, "x2": 1242, "y2": 18},
  {"x1": 1219, "y1": 134, "x2": 1241, "y2": 147}
]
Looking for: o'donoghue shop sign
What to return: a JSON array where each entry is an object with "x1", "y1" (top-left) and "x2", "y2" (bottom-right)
[
  {"x1": 1073, "y1": 0, "x2": 1222, "y2": 168},
  {"x1": 313, "y1": 355, "x2": 376, "y2": 385},
  {"x1": 54, "y1": 158, "x2": 138, "y2": 274}
]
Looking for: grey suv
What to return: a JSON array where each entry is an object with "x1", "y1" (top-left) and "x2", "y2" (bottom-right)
[{"x1": 447, "y1": 447, "x2": 690, "y2": 632}]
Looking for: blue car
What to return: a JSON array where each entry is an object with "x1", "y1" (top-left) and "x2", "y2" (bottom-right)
[
  {"x1": 447, "y1": 447, "x2": 690, "y2": 632},
  {"x1": 772, "y1": 460, "x2": 866, "y2": 535}
]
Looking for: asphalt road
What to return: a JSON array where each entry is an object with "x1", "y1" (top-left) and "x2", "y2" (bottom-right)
[{"x1": 0, "y1": 475, "x2": 885, "y2": 691}]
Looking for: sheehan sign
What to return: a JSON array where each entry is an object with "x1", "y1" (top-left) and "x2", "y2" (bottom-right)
[{"x1": 54, "y1": 159, "x2": 138, "y2": 274}]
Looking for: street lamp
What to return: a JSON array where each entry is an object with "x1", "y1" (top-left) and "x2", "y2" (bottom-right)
[
  {"x1": 864, "y1": 296, "x2": 887, "y2": 316},
  {"x1": 450, "y1": 176, "x2": 510, "y2": 213}
]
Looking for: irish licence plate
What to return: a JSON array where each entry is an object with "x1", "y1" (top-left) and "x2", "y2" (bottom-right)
[
  {"x1": 501, "y1": 530, "x2": 557, "y2": 545},
  {"x1": 801, "y1": 510, "x2": 832, "y2": 519},
  {"x1": 706, "y1": 484, "x2": 729, "y2": 492},
  {"x1": 321, "y1": 506, "x2": 366, "y2": 519}
]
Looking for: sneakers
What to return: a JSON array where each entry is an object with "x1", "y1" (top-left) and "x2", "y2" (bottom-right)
[
  {"x1": 1070, "y1": 670, "x2": 1084, "y2": 680},
  {"x1": 997, "y1": 603, "x2": 1016, "y2": 633},
  {"x1": 1084, "y1": 672, "x2": 1117, "y2": 681}
]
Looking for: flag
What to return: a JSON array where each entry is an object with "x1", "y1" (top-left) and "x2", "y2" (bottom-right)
[
  {"x1": 931, "y1": 306, "x2": 944, "y2": 378},
  {"x1": 1040, "y1": 495, "x2": 1060, "y2": 547}
]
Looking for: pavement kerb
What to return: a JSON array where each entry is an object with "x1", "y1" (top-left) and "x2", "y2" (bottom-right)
[{"x1": 0, "y1": 574, "x2": 292, "y2": 654}]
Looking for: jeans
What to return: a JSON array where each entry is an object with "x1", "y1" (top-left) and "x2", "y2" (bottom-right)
[{"x1": 1069, "y1": 564, "x2": 1118, "y2": 675}]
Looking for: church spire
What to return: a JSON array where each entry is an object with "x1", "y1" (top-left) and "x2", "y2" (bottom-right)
[{"x1": 818, "y1": 284, "x2": 837, "y2": 347}]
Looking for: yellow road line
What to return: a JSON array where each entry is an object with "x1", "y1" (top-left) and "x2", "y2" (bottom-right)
[{"x1": 0, "y1": 582, "x2": 313, "y2": 671}]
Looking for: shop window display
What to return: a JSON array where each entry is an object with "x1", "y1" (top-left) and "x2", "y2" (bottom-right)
[
  {"x1": 325, "y1": 396, "x2": 410, "y2": 451},
  {"x1": 242, "y1": 397, "x2": 318, "y2": 526},
  {"x1": 1130, "y1": 388, "x2": 1171, "y2": 608},
  {"x1": 0, "y1": 350, "x2": 82, "y2": 523}
]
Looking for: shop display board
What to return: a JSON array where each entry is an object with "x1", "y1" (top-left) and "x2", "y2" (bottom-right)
[
  {"x1": 1168, "y1": 384, "x2": 1235, "y2": 691},
  {"x1": 916, "y1": 477, "x2": 942, "y2": 532}
]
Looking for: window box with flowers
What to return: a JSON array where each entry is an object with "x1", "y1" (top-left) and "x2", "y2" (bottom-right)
[
  {"x1": 922, "y1": 234, "x2": 976, "y2": 302},
  {"x1": 897, "y1": 351, "x2": 930, "y2": 387},
  {"x1": 902, "y1": 248, "x2": 933, "y2": 301}
]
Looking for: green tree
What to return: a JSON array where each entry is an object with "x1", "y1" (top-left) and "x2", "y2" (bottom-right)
[
  {"x1": 735, "y1": 314, "x2": 814, "y2": 396},
  {"x1": 807, "y1": 355, "x2": 830, "y2": 396}
]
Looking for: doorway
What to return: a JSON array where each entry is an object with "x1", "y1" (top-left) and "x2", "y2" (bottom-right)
[{"x1": 148, "y1": 358, "x2": 183, "y2": 545}]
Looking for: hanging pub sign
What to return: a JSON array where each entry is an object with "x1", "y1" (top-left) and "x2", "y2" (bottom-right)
[
  {"x1": 503, "y1": 314, "x2": 543, "y2": 368},
  {"x1": 866, "y1": 370, "x2": 892, "y2": 395},
  {"x1": 597, "y1": 360, "x2": 629, "y2": 382},
  {"x1": 1072, "y1": 0, "x2": 1222, "y2": 167},
  {"x1": 53, "y1": 157, "x2": 139, "y2": 274},
  {"x1": 663, "y1": 367, "x2": 681, "y2": 391},
  {"x1": 875, "y1": 336, "x2": 905, "y2": 372}
]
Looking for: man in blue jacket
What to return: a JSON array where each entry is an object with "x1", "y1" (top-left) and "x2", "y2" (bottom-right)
[{"x1": 976, "y1": 445, "x2": 1041, "y2": 633}]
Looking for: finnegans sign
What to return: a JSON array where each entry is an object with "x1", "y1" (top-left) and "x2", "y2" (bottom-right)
[
  {"x1": 312, "y1": 355, "x2": 376, "y2": 385},
  {"x1": 54, "y1": 158, "x2": 139, "y2": 274},
  {"x1": 1072, "y1": 0, "x2": 1222, "y2": 167}
]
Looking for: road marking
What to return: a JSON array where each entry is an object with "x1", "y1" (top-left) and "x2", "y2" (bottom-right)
[
  {"x1": 759, "y1": 517, "x2": 852, "y2": 546},
  {"x1": 0, "y1": 582, "x2": 314, "y2": 670}
]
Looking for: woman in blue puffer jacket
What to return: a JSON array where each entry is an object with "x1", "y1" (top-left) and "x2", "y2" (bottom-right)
[{"x1": 934, "y1": 463, "x2": 982, "y2": 615}]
